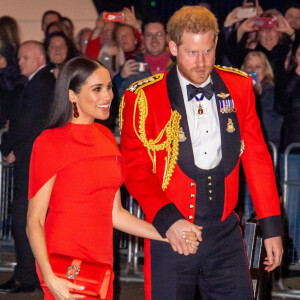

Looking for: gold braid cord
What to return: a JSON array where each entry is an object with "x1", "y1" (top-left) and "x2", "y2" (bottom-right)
[
  {"x1": 133, "y1": 89, "x2": 181, "y2": 190},
  {"x1": 119, "y1": 95, "x2": 125, "y2": 133}
]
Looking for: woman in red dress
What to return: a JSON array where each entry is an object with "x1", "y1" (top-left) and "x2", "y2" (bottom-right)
[{"x1": 26, "y1": 57, "x2": 201, "y2": 300}]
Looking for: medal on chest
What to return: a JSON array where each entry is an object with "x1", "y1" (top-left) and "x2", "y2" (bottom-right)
[{"x1": 194, "y1": 94, "x2": 207, "y2": 117}]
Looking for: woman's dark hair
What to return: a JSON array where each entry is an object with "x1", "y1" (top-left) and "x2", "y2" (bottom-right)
[
  {"x1": 44, "y1": 31, "x2": 79, "y2": 64},
  {"x1": 286, "y1": 37, "x2": 300, "y2": 74},
  {"x1": 46, "y1": 57, "x2": 105, "y2": 129},
  {"x1": 42, "y1": 10, "x2": 62, "y2": 25},
  {"x1": 0, "y1": 37, "x2": 17, "y2": 67},
  {"x1": 0, "y1": 16, "x2": 20, "y2": 49}
]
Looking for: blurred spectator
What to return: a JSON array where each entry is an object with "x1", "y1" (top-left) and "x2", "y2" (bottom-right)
[
  {"x1": 85, "y1": 13, "x2": 116, "y2": 59},
  {"x1": 61, "y1": 16, "x2": 75, "y2": 40},
  {"x1": 227, "y1": 10, "x2": 295, "y2": 69},
  {"x1": 240, "y1": 51, "x2": 283, "y2": 224},
  {"x1": 276, "y1": 38, "x2": 300, "y2": 152},
  {"x1": 98, "y1": 41, "x2": 125, "y2": 77},
  {"x1": 75, "y1": 27, "x2": 92, "y2": 55},
  {"x1": 86, "y1": 6, "x2": 142, "y2": 60},
  {"x1": 284, "y1": 4, "x2": 300, "y2": 31},
  {"x1": 242, "y1": 51, "x2": 283, "y2": 149},
  {"x1": 112, "y1": 16, "x2": 173, "y2": 104},
  {"x1": 97, "y1": 41, "x2": 126, "y2": 131},
  {"x1": 0, "y1": 41, "x2": 55, "y2": 294},
  {"x1": 113, "y1": 23, "x2": 139, "y2": 60},
  {"x1": 139, "y1": 16, "x2": 173, "y2": 74},
  {"x1": 44, "y1": 32, "x2": 79, "y2": 78},
  {"x1": 41, "y1": 10, "x2": 61, "y2": 35},
  {"x1": 0, "y1": 16, "x2": 20, "y2": 49},
  {"x1": 0, "y1": 38, "x2": 20, "y2": 127},
  {"x1": 45, "y1": 20, "x2": 73, "y2": 41},
  {"x1": 226, "y1": 9, "x2": 296, "y2": 111},
  {"x1": 276, "y1": 37, "x2": 300, "y2": 262}
]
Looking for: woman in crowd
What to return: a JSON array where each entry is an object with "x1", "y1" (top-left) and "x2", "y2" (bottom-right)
[
  {"x1": 75, "y1": 27, "x2": 92, "y2": 55},
  {"x1": 45, "y1": 20, "x2": 72, "y2": 40},
  {"x1": 240, "y1": 51, "x2": 283, "y2": 223},
  {"x1": 276, "y1": 38, "x2": 300, "y2": 262},
  {"x1": 98, "y1": 41, "x2": 126, "y2": 78},
  {"x1": 97, "y1": 41, "x2": 126, "y2": 132},
  {"x1": 44, "y1": 32, "x2": 79, "y2": 78},
  {"x1": 242, "y1": 51, "x2": 283, "y2": 149},
  {"x1": 0, "y1": 16, "x2": 20, "y2": 49},
  {"x1": 0, "y1": 38, "x2": 20, "y2": 128},
  {"x1": 26, "y1": 57, "x2": 201, "y2": 300}
]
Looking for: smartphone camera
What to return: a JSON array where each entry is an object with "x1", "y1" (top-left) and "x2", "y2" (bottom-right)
[
  {"x1": 138, "y1": 63, "x2": 149, "y2": 72},
  {"x1": 237, "y1": 7, "x2": 257, "y2": 19},
  {"x1": 255, "y1": 17, "x2": 277, "y2": 29},
  {"x1": 103, "y1": 12, "x2": 124, "y2": 23},
  {"x1": 98, "y1": 52, "x2": 116, "y2": 72},
  {"x1": 248, "y1": 71, "x2": 258, "y2": 86}
]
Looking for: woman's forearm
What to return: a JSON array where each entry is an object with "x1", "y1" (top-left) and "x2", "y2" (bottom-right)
[
  {"x1": 26, "y1": 219, "x2": 55, "y2": 284},
  {"x1": 113, "y1": 207, "x2": 165, "y2": 241}
]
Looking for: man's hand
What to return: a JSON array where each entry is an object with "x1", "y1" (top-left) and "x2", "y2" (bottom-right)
[
  {"x1": 263, "y1": 236, "x2": 283, "y2": 272},
  {"x1": 166, "y1": 219, "x2": 202, "y2": 256},
  {"x1": 120, "y1": 60, "x2": 140, "y2": 78}
]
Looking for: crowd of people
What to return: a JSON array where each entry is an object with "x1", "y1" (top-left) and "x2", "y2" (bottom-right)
[{"x1": 0, "y1": 2, "x2": 299, "y2": 299}]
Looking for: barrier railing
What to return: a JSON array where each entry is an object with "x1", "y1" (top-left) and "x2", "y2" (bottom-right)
[
  {"x1": 272, "y1": 143, "x2": 300, "y2": 299},
  {"x1": 0, "y1": 128, "x2": 16, "y2": 271}
]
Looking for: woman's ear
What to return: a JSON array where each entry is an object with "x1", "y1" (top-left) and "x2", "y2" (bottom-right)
[{"x1": 69, "y1": 89, "x2": 77, "y2": 103}]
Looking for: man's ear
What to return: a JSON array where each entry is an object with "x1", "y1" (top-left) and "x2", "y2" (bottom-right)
[{"x1": 169, "y1": 40, "x2": 178, "y2": 56}]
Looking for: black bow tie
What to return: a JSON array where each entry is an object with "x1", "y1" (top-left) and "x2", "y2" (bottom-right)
[{"x1": 187, "y1": 83, "x2": 214, "y2": 101}]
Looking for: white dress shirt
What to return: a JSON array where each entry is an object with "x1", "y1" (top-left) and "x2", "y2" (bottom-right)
[{"x1": 177, "y1": 67, "x2": 222, "y2": 170}]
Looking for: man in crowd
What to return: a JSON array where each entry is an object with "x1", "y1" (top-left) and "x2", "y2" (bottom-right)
[
  {"x1": 114, "y1": 16, "x2": 172, "y2": 102},
  {"x1": 120, "y1": 6, "x2": 283, "y2": 299},
  {"x1": 41, "y1": 10, "x2": 61, "y2": 36},
  {"x1": 0, "y1": 41, "x2": 55, "y2": 293}
]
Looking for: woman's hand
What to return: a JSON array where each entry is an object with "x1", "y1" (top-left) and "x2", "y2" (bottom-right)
[
  {"x1": 182, "y1": 228, "x2": 202, "y2": 254},
  {"x1": 45, "y1": 274, "x2": 85, "y2": 300},
  {"x1": 122, "y1": 6, "x2": 141, "y2": 32},
  {"x1": 237, "y1": 17, "x2": 258, "y2": 42},
  {"x1": 224, "y1": 7, "x2": 243, "y2": 28},
  {"x1": 276, "y1": 15, "x2": 295, "y2": 40}
]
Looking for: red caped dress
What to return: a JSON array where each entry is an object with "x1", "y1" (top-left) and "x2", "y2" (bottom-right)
[{"x1": 28, "y1": 122, "x2": 125, "y2": 300}]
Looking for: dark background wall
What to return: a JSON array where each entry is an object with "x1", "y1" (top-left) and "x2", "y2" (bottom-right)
[{"x1": 92, "y1": 0, "x2": 293, "y2": 23}]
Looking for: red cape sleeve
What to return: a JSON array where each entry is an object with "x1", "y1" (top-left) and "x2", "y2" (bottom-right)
[{"x1": 28, "y1": 131, "x2": 60, "y2": 200}]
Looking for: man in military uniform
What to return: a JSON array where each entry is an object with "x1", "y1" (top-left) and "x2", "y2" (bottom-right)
[{"x1": 120, "y1": 6, "x2": 283, "y2": 300}]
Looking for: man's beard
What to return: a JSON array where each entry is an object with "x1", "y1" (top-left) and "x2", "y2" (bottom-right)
[{"x1": 177, "y1": 61, "x2": 214, "y2": 86}]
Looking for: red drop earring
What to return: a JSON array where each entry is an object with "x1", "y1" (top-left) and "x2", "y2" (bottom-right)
[{"x1": 72, "y1": 102, "x2": 79, "y2": 118}]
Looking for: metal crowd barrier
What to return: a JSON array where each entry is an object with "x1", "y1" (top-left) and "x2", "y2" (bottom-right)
[
  {"x1": 272, "y1": 143, "x2": 300, "y2": 299},
  {"x1": 118, "y1": 194, "x2": 144, "y2": 282},
  {"x1": 283, "y1": 143, "x2": 300, "y2": 268},
  {"x1": 0, "y1": 129, "x2": 16, "y2": 271}
]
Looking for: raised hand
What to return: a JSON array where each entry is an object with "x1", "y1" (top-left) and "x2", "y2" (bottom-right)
[{"x1": 120, "y1": 59, "x2": 140, "y2": 78}]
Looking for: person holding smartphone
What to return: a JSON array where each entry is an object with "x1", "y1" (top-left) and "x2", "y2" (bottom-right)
[
  {"x1": 241, "y1": 51, "x2": 283, "y2": 223},
  {"x1": 113, "y1": 16, "x2": 173, "y2": 103}
]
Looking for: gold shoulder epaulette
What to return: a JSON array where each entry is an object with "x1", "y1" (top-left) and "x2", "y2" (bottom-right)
[
  {"x1": 214, "y1": 65, "x2": 248, "y2": 78},
  {"x1": 127, "y1": 73, "x2": 164, "y2": 94}
]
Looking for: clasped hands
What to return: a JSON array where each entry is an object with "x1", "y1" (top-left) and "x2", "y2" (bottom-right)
[{"x1": 166, "y1": 219, "x2": 203, "y2": 255}]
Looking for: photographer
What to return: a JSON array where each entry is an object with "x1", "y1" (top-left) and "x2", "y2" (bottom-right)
[
  {"x1": 113, "y1": 16, "x2": 173, "y2": 103},
  {"x1": 86, "y1": 6, "x2": 142, "y2": 60}
]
